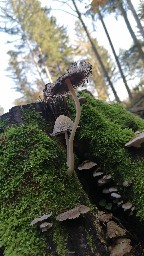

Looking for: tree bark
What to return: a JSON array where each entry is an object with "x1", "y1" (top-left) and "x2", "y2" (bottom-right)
[
  {"x1": 98, "y1": 9, "x2": 133, "y2": 101},
  {"x1": 127, "y1": 0, "x2": 144, "y2": 39},
  {"x1": 71, "y1": 0, "x2": 121, "y2": 103}
]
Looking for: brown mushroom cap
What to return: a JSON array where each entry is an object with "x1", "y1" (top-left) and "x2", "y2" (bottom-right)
[
  {"x1": 51, "y1": 61, "x2": 92, "y2": 96},
  {"x1": 51, "y1": 115, "x2": 74, "y2": 136},
  {"x1": 56, "y1": 205, "x2": 90, "y2": 222}
]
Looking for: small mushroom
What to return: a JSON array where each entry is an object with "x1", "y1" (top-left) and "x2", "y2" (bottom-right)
[
  {"x1": 122, "y1": 181, "x2": 132, "y2": 187},
  {"x1": 125, "y1": 132, "x2": 144, "y2": 148},
  {"x1": 93, "y1": 171, "x2": 104, "y2": 177},
  {"x1": 52, "y1": 61, "x2": 92, "y2": 176},
  {"x1": 30, "y1": 213, "x2": 52, "y2": 226},
  {"x1": 122, "y1": 202, "x2": 132, "y2": 211},
  {"x1": 103, "y1": 174, "x2": 112, "y2": 180},
  {"x1": 111, "y1": 193, "x2": 121, "y2": 199},
  {"x1": 51, "y1": 115, "x2": 74, "y2": 166},
  {"x1": 98, "y1": 178, "x2": 110, "y2": 185},
  {"x1": 56, "y1": 205, "x2": 90, "y2": 222},
  {"x1": 109, "y1": 187, "x2": 118, "y2": 193},
  {"x1": 40, "y1": 222, "x2": 53, "y2": 232},
  {"x1": 78, "y1": 160, "x2": 97, "y2": 170}
]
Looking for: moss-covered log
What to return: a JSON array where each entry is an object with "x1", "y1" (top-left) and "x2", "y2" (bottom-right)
[{"x1": 1, "y1": 92, "x2": 144, "y2": 255}]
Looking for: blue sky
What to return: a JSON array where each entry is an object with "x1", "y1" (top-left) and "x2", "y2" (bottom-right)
[{"x1": 0, "y1": 0, "x2": 141, "y2": 113}]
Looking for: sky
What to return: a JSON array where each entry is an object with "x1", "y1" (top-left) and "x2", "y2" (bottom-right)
[{"x1": 0, "y1": 0, "x2": 141, "y2": 113}]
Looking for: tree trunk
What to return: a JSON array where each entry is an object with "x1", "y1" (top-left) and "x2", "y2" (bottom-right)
[
  {"x1": 1, "y1": 93, "x2": 144, "y2": 255},
  {"x1": 127, "y1": 0, "x2": 144, "y2": 39},
  {"x1": 119, "y1": 1, "x2": 144, "y2": 61},
  {"x1": 98, "y1": 9, "x2": 133, "y2": 101},
  {"x1": 71, "y1": 0, "x2": 121, "y2": 103}
]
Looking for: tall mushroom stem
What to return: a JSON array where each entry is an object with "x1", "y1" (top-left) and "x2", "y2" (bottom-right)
[
  {"x1": 64, "y1": 131, "x2": 69, "y2": 167},
  {"x1": 65, "y1": 78, "x2": 81, "y2": 176}
]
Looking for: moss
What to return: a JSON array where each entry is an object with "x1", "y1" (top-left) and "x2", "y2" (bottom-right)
[
  {"x1": 72, "y1": 92, "x2": 144, "y2": 220},
  {"x1": 0, "y1": 115, "x2": 90, "y2": 255},
  {"x1": 86, "y1": 232, "x2": 95, "y2": 253}
]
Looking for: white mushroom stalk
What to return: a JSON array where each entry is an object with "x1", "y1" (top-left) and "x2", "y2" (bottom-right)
[
  {"x1": 65, "y1": 78, "x2": 81, "y2": 176},
  {"x1": 64, "y1": 131, "x2": 69, "y2": 166}
]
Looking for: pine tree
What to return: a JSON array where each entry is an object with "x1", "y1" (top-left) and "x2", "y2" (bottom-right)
[{"x1": 0, "y1": 0, "x2": 74, "y2": 104}]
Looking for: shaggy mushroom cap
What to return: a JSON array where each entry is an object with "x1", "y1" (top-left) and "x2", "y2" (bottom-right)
[
  {"x1": 43, "y1": 82, "x2": 55, "y2": 100},
  {"x1": 51, "y1": 61, "x2": 92, "y2": 96},
  {"x1": 51, "y1": 115, "x2": 74, "y2": 136}
]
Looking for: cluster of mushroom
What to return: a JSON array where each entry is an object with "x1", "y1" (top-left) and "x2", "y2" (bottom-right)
[
  {"x1": 78, "y1": 160, "x2": 135, "y2": 215},
  {"x1": 30, "y1": 212, "x2": 53, "y2": 232},
  {"x1": 30, "y1": 204, "x2": 90, "y2": 232},
  {"x1": 44, "y1": 61, "x2": 92, "y2": 176}
]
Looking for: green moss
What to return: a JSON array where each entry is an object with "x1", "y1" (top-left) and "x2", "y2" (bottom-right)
[
  {"x1": 0, "y1": 114, "x2": 90, "y2": 255},
  {"x1": 86, "y1": 232, "x2": 95, "y2": 253},
  {"x1": 73, "y1": 93, "x2": 144, "y2": 220}
]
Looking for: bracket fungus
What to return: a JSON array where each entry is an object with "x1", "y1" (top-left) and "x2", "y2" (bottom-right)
[{"x1": 51, "y1": 61, "x2": 92, "y2": 176}]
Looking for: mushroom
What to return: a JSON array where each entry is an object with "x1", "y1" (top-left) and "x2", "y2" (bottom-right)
[
  {"x1": 39, "y1": 222, "x2": 53, "y2": 232},
  {"x1": 93, "y1": 171, "x2": 104, "y2": 177},
  {"x1": 51, "y1": 61, "x2": 92, "y2": 176},
  {"x1": 56, "y1": 204, "x2": 90, "y2": 222},
  {"x1": 30, "y1": 212, "x2": 52, "y2": 226},
  {"x1": 78, "y1": 160, "x2": 97, "y2": 170},
  {"x1": 111, "y1": 193, "x2": 121, "y2": 199},
  {"x1": 51, "y1": 115, "x2": 74, "y2": 166},
  {"x1": 125, "y1": 132, "x2": 144, "y2": 148},
  {"x1": 122, "y1": 202, "x2": 132, "y2": 211},
  {"x1": 108, "y1": 187, "x2": 118, "y2": 193}
]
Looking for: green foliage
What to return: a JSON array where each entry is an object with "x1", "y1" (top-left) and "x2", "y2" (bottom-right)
[
  {"x1": 0, "y1": 112, "x2": 89, "y2": 255},
  {"x1": 75, "y1": 92, "x2": 144, "y2": 219}
]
